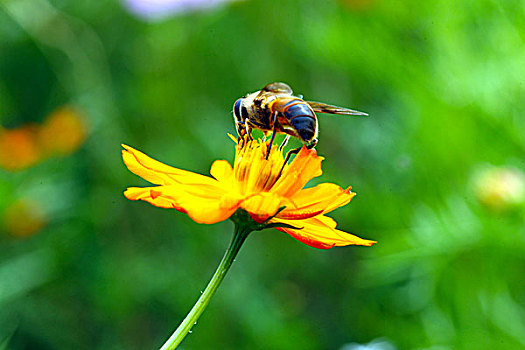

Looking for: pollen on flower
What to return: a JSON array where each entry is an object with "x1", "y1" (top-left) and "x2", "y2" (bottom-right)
[{"x1": 233, "y1": 139, "x2": 285, "y2": 194}]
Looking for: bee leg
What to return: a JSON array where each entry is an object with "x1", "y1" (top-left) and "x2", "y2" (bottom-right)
[
  {"x1": 239, "y1": 125, "x2": 253, "y2": 149},
  {"x1": 306, "y1": 138, "x2": 318, "y2": 149},
  {"x1": 266, "y1": 129, "x2": 278, "y2": 160},
  {"x1": 236, "y1": 121, "x2": 246, "y2": 148},
  {"x1": 239, "y1": 135, "x2": 247, "y2": 148},
  {"x1": 278, "y1": 135, "x2": 290, "y2": 151},
  {"x1": 238, "y1": 129, "x2": 247, "y2": 148},
  {"x1": 278, "y1": 146, "x2": 302, "y2": 178},
  {"x1": 278, "y1": 138, "x2": 316, "y2": 176},
  {"x1": 245, "y1": 124, "x2": 253, "y2": 141},
  {"x1": 265, "y1": 112, "x2": 279, "y2": 160},
  {"x1": 238, "y1": 133, "x2": 246, "y2": 148},
  {"x1": 283, "y1": 147, "x2": 301, "y2": 165},
  {"x1": 262, "y1": 131, "x2": 271, "y2": 142}
]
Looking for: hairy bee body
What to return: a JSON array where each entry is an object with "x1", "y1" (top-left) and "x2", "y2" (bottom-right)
[{"x1": 233, "y1": 82, "x2": 367, "y2": 150}]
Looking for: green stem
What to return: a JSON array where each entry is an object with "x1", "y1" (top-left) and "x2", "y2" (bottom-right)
[{"x1": 159, "y1": 224, "x2": 251, "y2": 350}]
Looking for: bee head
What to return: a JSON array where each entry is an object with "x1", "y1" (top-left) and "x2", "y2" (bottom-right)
[{"x1": 233, "y1": 98, "x2": 244, "y2": 122}]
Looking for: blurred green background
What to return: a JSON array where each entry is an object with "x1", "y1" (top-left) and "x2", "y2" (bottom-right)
[{"x1": 1, "y1": 0, "x2": 524, "y2": 349}]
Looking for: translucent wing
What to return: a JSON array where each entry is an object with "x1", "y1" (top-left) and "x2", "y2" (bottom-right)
[
  {"x1": 307, "y1": 101, "x2": 368, "y2": 116},
  {"x1": 261, "y1": 82, "x2": 293, "y2": 94}
]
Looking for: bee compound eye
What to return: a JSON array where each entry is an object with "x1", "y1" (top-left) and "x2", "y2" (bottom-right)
[{"x1": 233, "y1": 98, "x2": 243, "y2": 119}]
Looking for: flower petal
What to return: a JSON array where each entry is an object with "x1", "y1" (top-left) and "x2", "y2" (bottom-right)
[
  {"x1": 124, "y1": 186, "x2": 186, "y2": 211},
  {"x1": 272, "y1": 215, "x2": 376, "y2": 249},
  {"x1": 276, "y1": 208, "x2": 324, "y2": 220},
  {"x1": 124, "y1": 184, "x2": 239, "y2": 224},
  {"x1": 178, "y1": 194, "x2": 240, "y2": 224},
  {"x1": 271, "y1": 146, "x2": 323, "y2": 197},
  {"x1": 241, "y1": 192, "x2": 289, "y2": 223},
  {"x1": 210, "y1": 159, "x2": 233, "y2": 183},
  {"x1": 122, "y1": 144, "x2": 219, "y2": 186},
  {"x1": 282, "y1": 183, "x2": 355, "y2": 218}
]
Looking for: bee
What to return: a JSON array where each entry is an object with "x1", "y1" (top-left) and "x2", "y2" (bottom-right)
[{"x1": 233, "y1": 82, "x2": 367, "y2": 159}]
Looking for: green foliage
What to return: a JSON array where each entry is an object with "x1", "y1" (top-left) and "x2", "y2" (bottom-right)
[{"x1": 1, "y1": 0, "x2": 524, "y2": 349}]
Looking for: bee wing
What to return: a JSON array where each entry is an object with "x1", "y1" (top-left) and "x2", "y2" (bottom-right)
[
  {"x1": 307, "y1": 101, "x2": 368, "y2": 116},
  {"x1": 261, "y1": 82, "x2": 293, "y2": 94}
]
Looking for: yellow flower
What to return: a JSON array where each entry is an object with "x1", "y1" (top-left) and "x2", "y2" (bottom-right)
[{"x1": 122, "y1": 138, "x2": 375, "y2": 249}]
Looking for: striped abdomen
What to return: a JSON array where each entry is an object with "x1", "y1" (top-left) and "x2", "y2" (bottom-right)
[{"x1": 273, "y1": 98, "x2": 318, "y2": 143}]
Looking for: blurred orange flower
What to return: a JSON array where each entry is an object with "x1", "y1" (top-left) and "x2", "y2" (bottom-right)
[
  {"x1": 0, "y1": 125, "x2": 41, "y2": 171},
  {"x1": 39, "y1": 107, "x2": 87, "y2": 156},
  {"x1": 0, "y1": 106, "x2": 87, "y2": 171},
  {"x1": 3, "y1": 199, "x2": 47, "y2": 237},
  {"x1": 122, "y1": 138, "x2": 375, "y2": 249}
]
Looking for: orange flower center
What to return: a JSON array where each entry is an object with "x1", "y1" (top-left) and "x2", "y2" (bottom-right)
[{"x1": 233, "y1": 139, "x2": 285, "y2": 195}]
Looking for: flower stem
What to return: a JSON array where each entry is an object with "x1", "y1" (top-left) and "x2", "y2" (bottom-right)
[{"x1": 159, "y1": 224, "x2": 251, "y2": 350}]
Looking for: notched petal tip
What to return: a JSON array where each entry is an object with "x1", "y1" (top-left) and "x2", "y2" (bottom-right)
[
  {"x1": 121, "y1": 145, "x2": 131, "y2": 159},
  {"x1": 362, "y1": 240, "x2": 377, "y2": 247},
  {"x1": 271, "y1": 215, "x2": 375, "y2": 249},
  {"x1": 121, "y1": 144, "x2": 135, "y2": 157}
]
